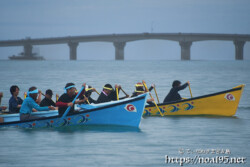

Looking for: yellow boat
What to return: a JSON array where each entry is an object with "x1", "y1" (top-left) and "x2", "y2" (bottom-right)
[{"x1": 143, "y1": 84, "x2": 245, "y2": 116}]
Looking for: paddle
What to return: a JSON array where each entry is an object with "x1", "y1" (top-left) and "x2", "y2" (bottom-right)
[
  {"x1": 121, "y1": 88, "x2": 129, "y2": 97},
  {"x1": 188, "y1": 81, "x2": 193, "y2": 98},
  {"x1": 61, "y1": 86, "x2": 85, "y2": 118},
  {"x1": 86, "y1": 87, "x2": 100, "y2": 95},
  {"x1": 24, "y1": 92, "x2": 27, "y2": 99},
  {"x1": 153, "y1": 86, "x2": 160, "y2": 104},
  {"x1": 56, "y1": 94, "x2": 59, "y2": 102},
  {"x1": 95, "y1": 90, "x2": 100, "y2": 95},
  {"x1": 116, "y1": 87, "x2": 119, "y2": 101},
  {"x1": 84, "y1": 95, "x2": 90, "y2": 104},
  {"x1": 89, "y1": 88, "x2": 100, "y2": 95},
  {"x1": 142, "y1": 81, "x2": 164, "y2": 117}
]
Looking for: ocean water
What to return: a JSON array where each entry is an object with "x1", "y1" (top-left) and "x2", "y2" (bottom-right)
[{"x1": 0, "y1": 60, "x2": 249, "y2": 167}]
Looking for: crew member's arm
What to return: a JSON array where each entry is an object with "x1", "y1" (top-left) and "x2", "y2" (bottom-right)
[
  {"x1": 35, "y1": 90, "x2": 42, "y2": 105},
  {"x1": 75, "y1": 96, "x2": 88, "y2": 104},
  {"x1": 29, "y1": 98, "x2": 54, "y2": 111},
  {"x1": 176, "y1": 82, "x2": 189, "y2": 91}
]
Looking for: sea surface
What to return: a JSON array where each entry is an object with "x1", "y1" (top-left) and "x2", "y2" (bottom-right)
[{"x1": 0, "y1": 60, "x2": 249, "y2": 167}]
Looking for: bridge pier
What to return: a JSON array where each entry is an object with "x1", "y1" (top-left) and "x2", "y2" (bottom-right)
[
  {"x1": 234, "y1": 40, "x2": 245, "y2": 60},
  {"x1": 179, "y1": 41, "x2": 192, "y2": 60},
  {"x1": 24, "y1": 44, "x2": 33, "y2": 57},
  {"x1": 113, "y1": 42, "x2": 126, "y2": 60},
  {"x1": 68, "y1": 42, "x2": 78, "y2": 60}
]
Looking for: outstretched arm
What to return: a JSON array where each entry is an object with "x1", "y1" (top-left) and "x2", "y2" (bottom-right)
[{"x1": 177, "y1": 82, "x2": 189, "y2": 91}]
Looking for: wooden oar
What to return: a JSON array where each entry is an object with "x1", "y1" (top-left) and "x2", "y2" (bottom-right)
[
  {"x1": 95, "y1": 90, "x2": 100, "y2": 95},
  {"x1": 142, "y1": 81, "x2": 164, "y2": 117},
  {"x1": 61, "y1": 86, "x2": 85, "y2": 118},
  {"x1": 121, "y1": 88, "x2": 129, "y2": 97},
  {"x1": 188, "y1": 82, "x2": 193, "y2": 98},
  {"x1": 153, "y1": 87, "x2": 160, "y2": 104},
  {"x1": 84, "y1": 95, "x2": 90, "y2": 104},
  {"x1": 88, "y1": 88, "x2": 100, "y2": 95},
  {"x1": 24, "y1": 92, "x2": 27, "y2": 99},
  {"x1": 56, "y1": 94, "x2": 59, "y2": 102},
  {"x1": 116, "y1": 87, "x2": 119, "y2": 100}
]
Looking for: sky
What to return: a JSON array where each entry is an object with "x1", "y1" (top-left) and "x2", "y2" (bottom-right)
[{"x1": 0, "y1": 0, "x2": 250, "y2": 60}]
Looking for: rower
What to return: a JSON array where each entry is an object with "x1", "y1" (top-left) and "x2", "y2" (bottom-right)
[
  {"x1": 80, "y1": 85, "x2": 97, "y2": 104},
  {"x1": 40, "y1": 89, "x2": 56, "y2": 107},
  {"x1": 56, "y1": 83, "x2": 87, "y2": 116},
  {"x1": 19, "y1": 87, "x2": 55, "y2": 121},
  {"x1": 9, "y1": 85, "x2": 23, "y2": 113},
  {"x1": 131, "y1": 82, "x2": 155, "y2": 105},
  {"x1": 163, "y1": 80, "x2": 189, "y2": 103},
  {"x1": 96, "y1": 84, "x2": 128, "y2": 104}
]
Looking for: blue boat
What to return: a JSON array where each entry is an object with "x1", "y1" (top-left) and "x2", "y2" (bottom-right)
[{"x1": 0, "y1": 93, "x2": 148, "y2": 128}]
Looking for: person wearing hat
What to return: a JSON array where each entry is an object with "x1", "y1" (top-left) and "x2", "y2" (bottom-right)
[
  {"x1": 96, "y1": 84, "x2": 129, "y2": 104},
  {"x1": 163, "y1": 80, "x2": 189, "y2": 103},
  {"x1": 19, "y1": 86, "x2": 55, "y2": 121},
  {"x1": 56, "y1": 83, "x2": 87, "y2": 116},
  {"x1": 40, "y1": 89, "x2": 56, "y2": 107},
  {"x1": 96, "y1": 84, "x2": 116, "y2": 104},
  {"x1": 131, "y1": 82, "x2": 155, "y2": 105}
]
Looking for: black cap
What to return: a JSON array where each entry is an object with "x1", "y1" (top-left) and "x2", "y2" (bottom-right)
[{"x1": 46, "y1": 89, "x2": 53, "y2": 96}]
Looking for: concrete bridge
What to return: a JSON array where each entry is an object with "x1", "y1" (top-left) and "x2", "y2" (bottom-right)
[{"x1": 0, "y1": 33, "x2": 250, "y2": 60}]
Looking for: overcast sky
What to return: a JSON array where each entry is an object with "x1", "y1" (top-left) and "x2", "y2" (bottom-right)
[{"x1": 0, "y1": 0, "x2": 250, "y2": 60}]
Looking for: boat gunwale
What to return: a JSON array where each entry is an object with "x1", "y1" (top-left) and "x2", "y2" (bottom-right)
[
  {"x1": 146, "y1": 85, "x2": 244, "y2": 108},
  {"x1": 0, "y1": 94, "x2": 146, "y2": 126}
]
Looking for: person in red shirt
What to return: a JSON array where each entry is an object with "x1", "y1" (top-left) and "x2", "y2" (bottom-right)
[{"x1": 56, "y1": 83, "x2": 87, "y2": 116}]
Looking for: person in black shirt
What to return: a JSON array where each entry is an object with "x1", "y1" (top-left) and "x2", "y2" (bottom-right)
[
  {"x1": 163, "y1": 80, "x2": 189, "y2": 103},
  {"x1": 96, "y1": 84, "x2": 117, "y2": 103},
  {"x1": 56, "y1": 83, "x2": 87, "y2": 116},
  {"x1": 40, "y1": 89, "x2": 56, "y2": 107},
  {"x1": 96, "y1": 84, "x2": 128, "y2": 104}
]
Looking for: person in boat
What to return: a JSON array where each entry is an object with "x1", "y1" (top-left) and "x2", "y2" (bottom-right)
[
  {"x1": 0, "y1": 92, "x2": 7, "y2": 112},
  {"x1": 9, "y1": 85, "x2": 23, "y2": 113},
  {"x1": 96, "y1": 84, "x2": 128, "y2": 104},
  {"x1": 131, "y1": 82, "x2": 155, "y2": 105},
  {"x1": 40, "y1": 89, "x2": 56, "y2": 107},
  {"x1": 19, "y1": 87, "x2": 55, "y2": 121},
  {"x1": 56, "y1": 83, "x2": 87, "y2": 116},
  {"x1": 163, "y1": 80, "x2": 189, "y2": 103},
  {"x1": 80, "y1": 86, "x2": 97, "y2": 104}
]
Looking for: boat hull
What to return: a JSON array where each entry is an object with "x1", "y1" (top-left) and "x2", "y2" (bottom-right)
[
  {"x1": 0, "y1": 94, "x2": 147, "y2": 128},
  {"x1": 143, "y1": 85, "x2": 245, "y2": 116}
]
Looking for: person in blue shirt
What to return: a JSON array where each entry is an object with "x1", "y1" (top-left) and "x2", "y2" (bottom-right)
[
  {"x1": 20, "y1": 86, "x2": 55, "y2": 121},
  {"x1": 9, "y1": 85, "x2": 23, "y2": 113}
]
